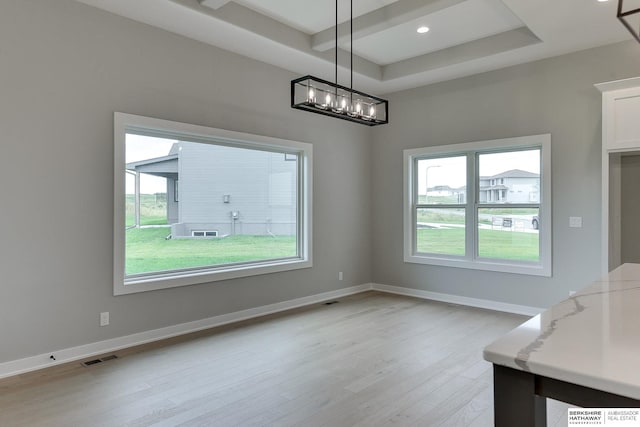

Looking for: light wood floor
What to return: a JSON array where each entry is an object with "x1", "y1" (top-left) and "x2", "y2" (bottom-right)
[{"x1": 0, "y1": 291, "x2": 571, "y2": 426}]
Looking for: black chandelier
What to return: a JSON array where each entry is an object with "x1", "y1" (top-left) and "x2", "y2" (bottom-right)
[
  {"x1": 618, "y1": 0, "x2": 640, "y2": 43},
  {"x1": 291, "y1": 0, "x2": 389, "y2": 126}
]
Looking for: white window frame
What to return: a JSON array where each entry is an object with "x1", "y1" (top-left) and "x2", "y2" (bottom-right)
[
  {"x1": 114, "y1": 112, "x2": 313, "y2": 295},
  {"x1": 403, "y1": 134, "x2": 551, "y2": 276}
]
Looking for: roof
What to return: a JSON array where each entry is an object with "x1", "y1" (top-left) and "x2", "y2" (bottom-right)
[
  {"x1": 481, "y1": 169, "x2": 539, "y2": 179},
  {"x1": 126, "y1": 154, "x2": 178, "y2": 170},
  {"x1": 479, "y1": 185, "x2": 509, "y2": 191}
]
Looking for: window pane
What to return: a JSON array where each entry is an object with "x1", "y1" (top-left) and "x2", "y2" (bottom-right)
[
  {"x1": 125, "y1": 134, "x2": 298, "y2": 276},
  {"x1": 478, "y1": 208, "x2": 539, "y2": 261},
  {"x1": 478, "y1": 149, "x2": 540, "y2": 204},
  {"x1": 417, "y1": 156, "x2": 466, "y2": 204},
  {"x1": 416, "y1": 208, "x2": 465, "y2": 256}
]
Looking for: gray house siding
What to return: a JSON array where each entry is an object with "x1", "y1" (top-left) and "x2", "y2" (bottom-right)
[
  {"x1": 171, "y1": 142, "x2": 296, "y2": 237},
  {"x1": 504, "y1": 176, "x2": 539, "y2": 203},
  {"x1": 127, "y1": 141, "x2": 297, "y2": 237},
  {"x1": 478, "y1": 170, "x2": 539, "y2": 203}
]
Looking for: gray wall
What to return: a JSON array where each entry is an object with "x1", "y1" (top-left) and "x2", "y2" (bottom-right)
[
  {"x1": 0, "y1": 0, "x2": 372, "y2": 363},
  {"x1": 4, "y1": 0, "x2": 640, "y2": 365},
  {"x1": 371, "y1": 41, "x2": 640, "y2": 309}
]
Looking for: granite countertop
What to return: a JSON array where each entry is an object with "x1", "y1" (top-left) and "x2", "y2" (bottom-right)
[{"x1": 483, "y1": 263, "x2": 640, "y2": 399}]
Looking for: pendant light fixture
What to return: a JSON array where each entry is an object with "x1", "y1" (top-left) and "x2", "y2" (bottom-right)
[
  {"x1": 618, "y1": 0, "x2": 640, "y2": 43},
  {"x1": 291, "y1": 0, "x2": 389, "y2": 126}
]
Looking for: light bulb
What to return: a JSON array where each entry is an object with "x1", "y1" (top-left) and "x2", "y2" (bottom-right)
[
  {"x1": 369, "y1": 105, "x2": 375, "y2": 117},
  {"x1": 356, "y1": 102, "x2": 362, "y2": 114},
  {"x1": 308, "y1": 88, "x2": 315, "y2": 101},
  {"x1": 325, "y1": 93, "x2": 331, "y2": 105},
  {"x1": 341, "y1": 98, "x2": 347, "y2": 109}
]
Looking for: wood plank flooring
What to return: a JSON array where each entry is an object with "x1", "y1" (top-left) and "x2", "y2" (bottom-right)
[{"x1": 0, "y1": 291, "x2": 571, "y2": 426}]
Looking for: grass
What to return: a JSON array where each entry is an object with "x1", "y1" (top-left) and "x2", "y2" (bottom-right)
[
  {"x1": 417, "y1": 209, "x2": 465, "y2": 225},
  {"x1": 417, "y1": 195, "x2": 462, "y2": 204},
  {"x1": 125, "y1": 205, "x2": 538, "y2": 275},
  {"x1": 480, "y1": 208, "x2": 538, "y2": 215},
  {"x1": 126, "y1": 227, "x2": 297, "y2": 275},
  {"x1": 126, "y1": 194, "x2": 168, "y2": 227},
  {"x1": 417, "y1": 227, "x2": 539, "y2": 261},
  {"x1": 417, "y1": 208, "x2": 538, "y2": 227},
  {"x1": 417, "y1": 228, "x2": 466, "y2": 256}
]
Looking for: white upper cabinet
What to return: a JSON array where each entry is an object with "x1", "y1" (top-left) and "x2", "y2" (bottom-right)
[{"x1": 597, "y1": 77, "x2": 640, "y2": 152}]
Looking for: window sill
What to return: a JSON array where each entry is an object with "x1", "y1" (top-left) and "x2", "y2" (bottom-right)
[
  {"x1": 115, "y1": 258, "x2": 312, "y2": 295},
  {"x1": 404, "y1": 253, "x2": 551, "y2": 277}
]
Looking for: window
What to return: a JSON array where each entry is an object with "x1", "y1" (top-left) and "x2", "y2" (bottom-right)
[
  {"x1": 404, "y1": 134, "x2": 551, "y2": 276},
  {"x1": 114, "y1": 113, "x2": 312, "y2": 295},
  {"x1": 191, "y1": 231, "x2": 218, "y2": 237}
]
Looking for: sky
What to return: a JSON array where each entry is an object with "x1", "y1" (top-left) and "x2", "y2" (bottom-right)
[
  {"x1": 126, "y1": 134, "x2": 177, "y2": 194},
  {"x1": 417, "y1": 149, "x2": 540, "y2": 194}
]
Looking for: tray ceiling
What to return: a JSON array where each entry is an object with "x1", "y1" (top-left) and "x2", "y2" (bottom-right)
[{"x1": 74, "y1": 0, "x2": 632, "y2": 94}]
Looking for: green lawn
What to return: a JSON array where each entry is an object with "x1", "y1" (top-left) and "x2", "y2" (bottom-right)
[
  {"x1": 417, "y1": 195, "x2": 462, "y2": 204},
  {"x1": 416, "y1": 208, "x2": 538, "y2": 226},
  {"x1": 417, "y1": 227, "x2": 539, "y2": 261},
  {"x1": 417, "y1": 209, "x2": 465, "y2": 225},
  {"x1": 126, "y1": 194, "x2": 168, "y2": 227},
  {"x1": 417, "y1": 228, "x2": 466, "y2": 256},
  {"x1": 127, "y1": 221, "x2": 537, "y2": 276},
  {"x1": 478, "y1": 208, "x2": 538, "y2": 216},
  {"x1": 126, "y1": 227, "x2": 296, "y2": 275}
]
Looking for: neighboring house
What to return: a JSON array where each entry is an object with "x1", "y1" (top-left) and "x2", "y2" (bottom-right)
[
  {"x1": 126, "y1": 141, "x2": 297, "y2": 237},
  {"x1": 425, "y1": 170, "x2": 538, "y2": 204},
  {"x1": 425, "y1": 185, "x2": 466, "y2": 203},
  {"x1": 478, "y1": 169, "x2": 539, "y2": 203},
  {"x1": 427, "y1": 185, "x2": 455, "y2": 197}
]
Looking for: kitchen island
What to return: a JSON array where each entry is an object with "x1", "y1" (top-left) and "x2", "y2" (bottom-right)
[{"x1": 484, "y1": 263, "x2": 640, "y2": 426}]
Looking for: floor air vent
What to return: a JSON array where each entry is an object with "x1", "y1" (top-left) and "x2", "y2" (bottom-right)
[
  {"x1": 100, "y1": 355, "x2": 118, "y2": 362},
  {"x1": 81, "y1": 355, "x2": 118, "y2": 367}
]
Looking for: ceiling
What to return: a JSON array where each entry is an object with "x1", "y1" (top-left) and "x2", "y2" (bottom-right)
[{"x1": 74, "y1": 0, "x2": 633, "y2": 94}]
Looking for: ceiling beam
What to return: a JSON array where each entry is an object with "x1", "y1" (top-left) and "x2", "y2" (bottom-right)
[
  {"x1": 311, "y1": 0, "x2": 467, "y2": 52},
  {"x1": 382, "y1": 27, "x2": 541, "y2": 80},
  {"x1": 198, "y1": 0, "x2": 233, "y2": 10},
  {"x1": 172, "y1": 0, "x2": 383, "y2": 81}
]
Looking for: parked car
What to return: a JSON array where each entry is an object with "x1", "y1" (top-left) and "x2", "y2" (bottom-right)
[{"x1": 532, "y1": 215, "x2": 539, "y2": 230}]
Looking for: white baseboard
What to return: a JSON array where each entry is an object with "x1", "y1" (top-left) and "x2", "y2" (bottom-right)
[
  {"x1": 1, "y1": 282, "x2": 543, "y2": 380},
  {"x1": 0, "y1": 284, "x2": 371, "y2": 380},
  {"x1": 371, "y1": 283, "x2": 545, "y2": 317}
]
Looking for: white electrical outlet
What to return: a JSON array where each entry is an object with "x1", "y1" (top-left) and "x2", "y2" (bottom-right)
[
  {"x1": 338, "y1": 272, "x2": 343, "y2": 281},
  {"x1": 100, "y1": 312, "x2": 110, "y2": 327}
]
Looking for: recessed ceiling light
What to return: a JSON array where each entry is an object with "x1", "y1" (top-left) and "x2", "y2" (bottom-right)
[
  {"x1": 417, "y1": 26, "x2": 430, "y2": 34},
  {"x1": 597, "y1": 0, "x2": 609, "y2": 2}
]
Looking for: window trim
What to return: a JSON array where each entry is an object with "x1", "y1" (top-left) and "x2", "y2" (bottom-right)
[
  {"x1": 403, "y1": 134, "x2": 551, "y2": 277},
  {"x1": 114, "y1": 112, "x2": 313, "y2": 295}
]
